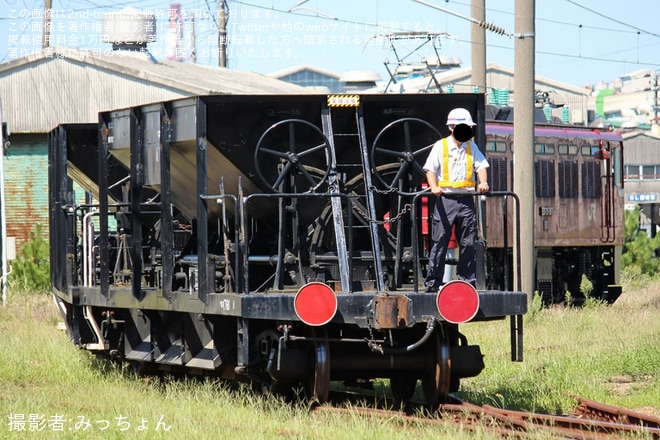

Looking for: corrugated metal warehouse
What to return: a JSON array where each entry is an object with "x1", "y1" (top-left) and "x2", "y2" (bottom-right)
[
  {"x1": 0, "y1": 46, "x2": 307, "y2": 249},
  {"x1": 622, "y1": 130, "x2": 660, "y2": 228}
]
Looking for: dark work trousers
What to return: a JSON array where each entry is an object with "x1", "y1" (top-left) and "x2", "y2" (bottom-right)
[{"x1": 425, "y1": 195, "x2": 477, "y2": 289}]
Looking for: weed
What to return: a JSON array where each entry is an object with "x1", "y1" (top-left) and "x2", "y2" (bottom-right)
[
  {"x1": 525, "y1": 291, "x2": 544, "y2": 322},
  {"x1": 579, "y1": 274, "x2": 593, "y2": 299},
  {"x1": 7, "y1": 224, "x2": 50, "y2": 295}
]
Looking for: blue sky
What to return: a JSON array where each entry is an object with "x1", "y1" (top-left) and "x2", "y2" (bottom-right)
[{"x1": 1, "y1": 0, "x2": 658, "y2": 89}]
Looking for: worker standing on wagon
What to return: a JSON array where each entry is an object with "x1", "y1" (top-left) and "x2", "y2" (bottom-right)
[{"x1": 423, "y1": 107, "x2": 489, "y2": 292}]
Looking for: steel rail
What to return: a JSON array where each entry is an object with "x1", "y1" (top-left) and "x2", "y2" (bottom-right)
[{"x1": 313, "y1": 393, "x2": 660, "y2": 439}]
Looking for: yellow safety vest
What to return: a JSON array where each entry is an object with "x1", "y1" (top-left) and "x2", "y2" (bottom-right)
[{"x1": 437, "y1": 137, "x2": 475, "y2": 188}]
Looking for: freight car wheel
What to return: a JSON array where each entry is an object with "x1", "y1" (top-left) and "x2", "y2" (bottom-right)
[
  {"x1": 370, "y1": 118, "x2": 441, "y2": 196},
  {"x1": 390, "y1": 376, "x2": 418, "y2": 406},
  {"x1": 254, "y1": 119, "x2": 332, "y2": 193},
  {"x1": 307, "y1": 327, "x2": 331, "y2": 403},
  {"x1": 421, "y1": 326, "x2": 451, "y2": 406}
]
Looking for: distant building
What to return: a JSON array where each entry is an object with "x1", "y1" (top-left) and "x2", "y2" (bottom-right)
[
  {"x1": 622, "y1": 130, "x2": 660, "y2": 190},
  {"x1": 622, "y1": 130, "x2": 660, "y2": 235},
  {"x1": 269, "y1": 65, "x2": 382, "y2": 94},
  {"x1": 590, "y1": 69, "x2": 659, "y2": 131},
  {"x1": 269, "y1": 64, "x2": 342, "y2": 93},
  {"x1": 339, "y1": 70, "x2": 382, "y2": 92}
]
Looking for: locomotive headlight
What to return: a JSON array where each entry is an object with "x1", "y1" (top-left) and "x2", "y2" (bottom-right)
[{"x1": 436, "y1": 280, "x2": 480, "y2": 324}]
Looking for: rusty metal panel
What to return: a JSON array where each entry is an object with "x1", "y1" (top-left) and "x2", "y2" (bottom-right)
[
  {"x1": 373, "y1": 294, "x2": 411, "y2": 329},
  {"x1": 5, "y1": 137, "x2": 49, "y2": 246}
]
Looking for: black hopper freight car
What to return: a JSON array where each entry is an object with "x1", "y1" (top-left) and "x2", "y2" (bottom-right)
[{"x1": 49, "y1": 94, "x2": 527, "y2": 405}]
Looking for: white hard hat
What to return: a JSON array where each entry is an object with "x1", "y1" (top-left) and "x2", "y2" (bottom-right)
[{"x1": 447, "y1": 108, "x2": 476, "y2": 126}]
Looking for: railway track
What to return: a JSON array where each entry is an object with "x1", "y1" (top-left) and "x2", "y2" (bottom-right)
[{"x1": 315, "y1": 394, "x2": 660, "y2": 439}]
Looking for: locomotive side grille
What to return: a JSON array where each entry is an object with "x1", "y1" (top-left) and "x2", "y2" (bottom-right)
[
  {"x1": 488, "y1": 157, "x2": 508, "y2": 191},
  {"x1": 534, "y1": 160, "x2": 555, "y2": 198},
  {"x1": 537, "y1": 280, "x2": 553, "y2": 304},
  {"x1": 558, "y1": 160, "x2": 578, "y2": 198},
  {"x1": 581, "y1": 161, "x2": 601, "y2": 199}
]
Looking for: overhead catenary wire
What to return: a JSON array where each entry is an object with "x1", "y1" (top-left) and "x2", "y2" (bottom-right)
[
  {"x1": 411, "y1": 0, "x2": 511, "y2": 37},
  {"x1": 1, "y1": 0, "x2": 659, "y2": 83},
  {"x1": 1, "y1": 0, "x2": 656, "y2": 70},
  {"x1": 564, "y1": 0, "x2": 660, "y2": 39}
]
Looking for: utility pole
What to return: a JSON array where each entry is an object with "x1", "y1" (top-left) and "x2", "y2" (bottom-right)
[
  {"x1": 42, "y1": 0, "x2": 52, "y2": 49},
  {"x1": 654, "y1": 72, "x2": 659, "y2": 134},
  {"x1": 0, "y1": 94, "x2": 7, "y2": 306},
  {"x1": 218, "y1": 0, "x2": 227, "y2": 67},
  {"x1": 513, "y1": 0, "x2": 536, "y2": 300},
  {"x1": 470, "y1": 0, "x2": 486, "y2": 93},
  {"x1": 189, "y1": 14, "x2": 196, "y2": 63}
]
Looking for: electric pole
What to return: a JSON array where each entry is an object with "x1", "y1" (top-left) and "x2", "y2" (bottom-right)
[
  {"x1": 189, "y1": 14, "x2": 196, "y2": 63},
  {"x1": 470, "y1": 0, "x2": 486, "y2": 93},
  {"x1": 0, "y1": 95, "x2": 7, "y2": 307},
  {"x1": 43, "y1": 0, "x2": 52, "y2": 49},
  {"x1": 218, "y1": 0, "x2": 227, "y2": 67},
  {"x1": 513, "y1": 0, "x2": 536, "y2": 300}
]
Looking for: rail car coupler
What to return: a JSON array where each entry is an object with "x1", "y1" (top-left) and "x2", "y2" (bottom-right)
[{"x1": 372, "y1": 293, "x2": 412, "y2": 329}]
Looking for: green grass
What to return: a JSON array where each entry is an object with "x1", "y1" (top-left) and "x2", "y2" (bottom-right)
[
  {"x1": 456, "y1": 277, "x2": 660, "y2": 416},
  {"x1": 1, "y1": 277, "x2": 659, "y2": 439}
]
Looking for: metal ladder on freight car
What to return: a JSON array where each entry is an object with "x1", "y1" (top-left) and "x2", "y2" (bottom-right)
[{"x1": 321, "y1": 100, "x2": 385, "y2": 293}]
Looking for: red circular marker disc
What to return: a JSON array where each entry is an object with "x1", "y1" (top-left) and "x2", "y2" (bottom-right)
[
  {"x1": 294, "y1": 282, "x2": 338, "y2": 326},
  {"x1": 436, "y1": 280, "x2": 480, "y2": 324}
]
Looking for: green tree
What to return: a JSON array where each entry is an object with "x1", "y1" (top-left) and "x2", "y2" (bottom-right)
[
  {"x1": 621, "y1": 206, "x2": 660, "y2": 275},
  {"x1": 8, "y1": 224, "x2": 50, "y2": 293}
]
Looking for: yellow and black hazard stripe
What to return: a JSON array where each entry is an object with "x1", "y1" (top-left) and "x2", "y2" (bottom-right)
[{"x1": 327, "y1": 95, "x2": 360, "y2": 107}]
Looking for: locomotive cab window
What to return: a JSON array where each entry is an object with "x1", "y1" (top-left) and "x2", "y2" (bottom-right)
[
  {"x1": 535, "y1": 143, "x2": 555, "y2": 154},
  {"x1": 581, "y1": 144, "x2": 597, "y2": 156},
  {"x1": 486, "y1": 140, "x2": 507, "y2": 152},
  {"x1": 558, "y1": 143, "x2": 578, "y2": 155}
]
